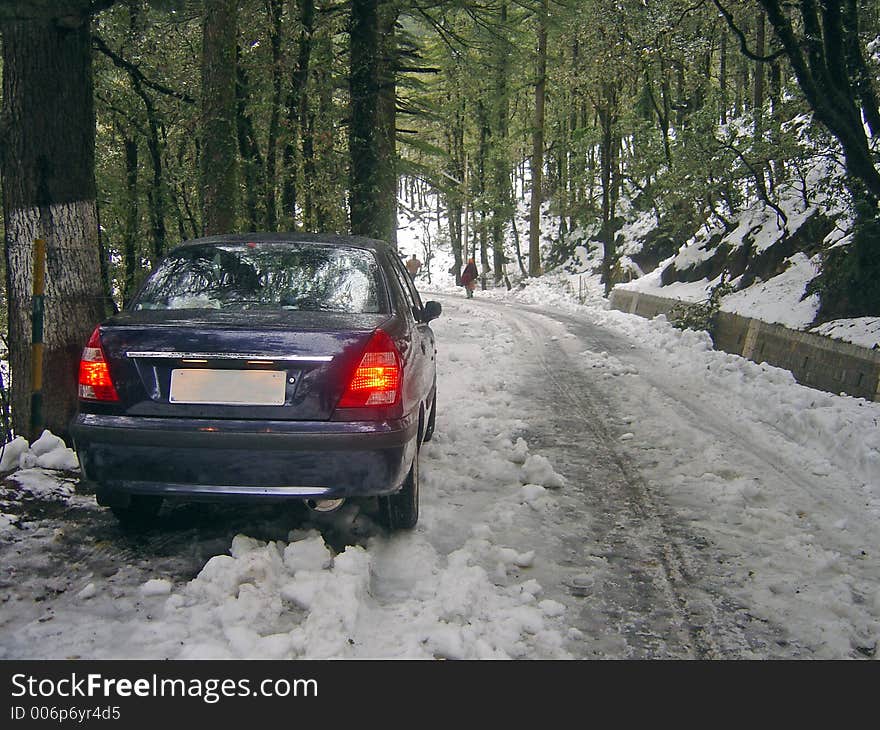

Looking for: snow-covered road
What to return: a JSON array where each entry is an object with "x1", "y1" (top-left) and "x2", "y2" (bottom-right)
[{"x1": 1, "y1": 292, "x2": 878, "y2": 659}]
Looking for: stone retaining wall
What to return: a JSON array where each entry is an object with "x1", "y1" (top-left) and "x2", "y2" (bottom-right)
[{"x1": 609, "y1": 288, "x2": 880, "y2": 402}]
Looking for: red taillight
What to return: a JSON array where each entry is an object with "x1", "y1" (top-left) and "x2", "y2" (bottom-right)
[
  {"x1": 337, "y1": 329, "x2": 401, "y2": 408},
  {"x1": 78, "y1": 326, "x2": 119, "y2": 402}
]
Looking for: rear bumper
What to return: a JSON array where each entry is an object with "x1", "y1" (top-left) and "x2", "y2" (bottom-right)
[{"x1": 71, "y1": 413, "x2": 417, "y2": 501}]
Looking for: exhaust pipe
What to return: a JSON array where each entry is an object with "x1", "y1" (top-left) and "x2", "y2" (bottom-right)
[{"x1": 305, "y1": 498, "x2": 346, "y2": 514}]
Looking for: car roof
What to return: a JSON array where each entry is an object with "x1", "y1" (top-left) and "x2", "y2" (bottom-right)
[{"x1": 174, "y1": 232, "x2": 392, "y2": 253}]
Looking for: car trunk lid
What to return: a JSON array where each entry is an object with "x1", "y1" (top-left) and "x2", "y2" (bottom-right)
[{"x1": 95, "y1": 309, "x2": 391, "y2": 421}]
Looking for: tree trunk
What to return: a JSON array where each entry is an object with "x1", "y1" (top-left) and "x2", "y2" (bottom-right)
[
  {"x1": 264, "y1": 0, "x2": 284, "y2": 231},
  {"x1": 349, "y1": 0, "x2": 398, "y2": 244},
  {"x1": 1, "y1": 12, "x2": 109, "y2": 441},
  {"x1": 489, "y1": 4, "x2": 511, "y2": 284},
  {"x1": 476, "y1": 100, "x2": 490, "y2": 278},
  {"x1": 598, "y1": 83, "x2": 620, "y2": 296},
  {"x1": 122, "y1": 136, "x2": 139, "y2": 306},
  {"x1": 528, "y1": 0, "x2": 547, "y2": 277},
  {"x1": 349, "y1": 0, "x2": 379, "y2": 239},
  {"x1": 444, "y1": 96, "x2": 465, "y2": 284},
  {"x1": 201, "y1": 0, "x2": 238, "y2": 235},
  {"x1": 377, "y1": 2, "x2": 398, "y2": 247},
  {"x1": 448, "y1": 197, "x2": 463, "y2": 284},
  {"x1": 236, "y1": 45, "x2": 265, "y2": 231},
  {"x1": 281, "y1": 0, "x2": 315, "y2": 230},
  {"x1": 142, "y1": 91, "x2": 166, "y2": 263}
]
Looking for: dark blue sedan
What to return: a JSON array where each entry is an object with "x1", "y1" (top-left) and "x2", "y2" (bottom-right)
[{"x1": 71, "y1": 234, "x2": 440, "y2": 530}]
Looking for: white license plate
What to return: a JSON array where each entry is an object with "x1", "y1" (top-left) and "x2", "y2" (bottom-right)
[{"x1": 169, "y1": 369, "x2": 286, "y2": 406}]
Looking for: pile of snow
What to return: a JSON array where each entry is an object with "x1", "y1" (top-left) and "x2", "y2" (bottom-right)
[
  {"x1": 0, "y1": 430, "x2": 78, "y2": 473},
  {"x1": 50, "y1": 528, "x2": 570, "y2": 660},
  {"x1": 130, "y1": 530, "x2": 570, "y2": 660}
]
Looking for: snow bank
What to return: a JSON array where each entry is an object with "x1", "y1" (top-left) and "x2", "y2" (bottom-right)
[
  {"x1": 587, "y1": 307, "x2": 880, "y2": 488},
  {"x1": 0, "y1": 430, "x2": 78, "y2": 473},
  {"x1": 114, "y1": 530, "x2": 571, "y2": 660}
]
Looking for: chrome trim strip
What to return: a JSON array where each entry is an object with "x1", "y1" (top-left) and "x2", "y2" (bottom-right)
[
  {"x1": 126, "y1": 351, "x2": 333, "y2": 362},
  {"x1": 121, "y1": 482, "x2": 333, "y2": 498}
]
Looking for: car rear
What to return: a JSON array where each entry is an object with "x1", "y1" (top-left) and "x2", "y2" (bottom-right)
[{"x1": 71, "y1": 236, "x2": 420, "y2": 508}]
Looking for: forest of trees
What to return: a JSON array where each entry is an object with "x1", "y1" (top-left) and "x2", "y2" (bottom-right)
[{"x1": 0, "y1": 0, "x2": 879, "y2": 440}]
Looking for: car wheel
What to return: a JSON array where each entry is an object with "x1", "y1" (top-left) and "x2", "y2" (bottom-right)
[
  {"x1": 379, "y1": 447, "x2": 419, "y2": 530},
  {"x1": 423, "y1": 387, "x2": 437, "y2": 443},
  {"x1": 110, "y1": 495, "x2": 163, "y2": 528}
]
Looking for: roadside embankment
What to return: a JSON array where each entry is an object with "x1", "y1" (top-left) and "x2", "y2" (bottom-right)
[{"x1": 609, "y1": 289, "x2": 880, "y2": 402}]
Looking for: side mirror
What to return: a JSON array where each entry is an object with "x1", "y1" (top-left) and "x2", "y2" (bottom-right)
[{"x1": 423, "y1": 300, "x2": 442, "y2": 322}]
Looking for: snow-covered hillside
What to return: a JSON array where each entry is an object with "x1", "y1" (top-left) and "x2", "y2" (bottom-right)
[{"x1": 396, "y1": 163, "x2": 880, "y2": 350}]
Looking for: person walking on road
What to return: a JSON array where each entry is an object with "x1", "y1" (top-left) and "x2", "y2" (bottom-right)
[
  {"x1": 461, "y1": 258, "x2": 478, "y2": 299},
  {"x1": 405, "y1": 254, "x2": 422, "y2": 278}
]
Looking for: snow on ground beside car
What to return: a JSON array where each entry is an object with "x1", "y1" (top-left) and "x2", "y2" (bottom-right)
[
  {"x1": 0, "y1": 432, "x2": 79, "y2": 506},
  {"x1": 114, "y1": 527, "x2": 567, "y2": 660},
  {"x1": 0, "y1": 296, "x2": 575, "y2": 659},
  {"x1": 0, "y1": 430, "x2": 79, "y2": 473}
]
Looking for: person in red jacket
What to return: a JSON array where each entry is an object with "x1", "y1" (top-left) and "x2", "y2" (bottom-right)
[{"x1": 461, "y1": 258, "x2": 478, "y2": 299}]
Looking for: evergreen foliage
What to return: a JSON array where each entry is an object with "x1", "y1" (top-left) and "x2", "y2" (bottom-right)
[{"x1": 3, "y1": 0, "x2": 880, "y2": 320}]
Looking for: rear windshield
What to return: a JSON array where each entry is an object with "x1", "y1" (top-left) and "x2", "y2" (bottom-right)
[{"x1": 131, "y1": 242, "x2": 386, "y2": 313}]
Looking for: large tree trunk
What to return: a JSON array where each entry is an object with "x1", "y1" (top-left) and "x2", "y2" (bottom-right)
[
  {"x1": 235, "y1": 45, "x2": 265, "y2": 231},
  {"x1": 264, "y1": 0, "x2": 284, "y2": 231},
  {"x1": 528, "y1": 0, "x2": 547, "y2": 277},
  {"x1": 376, "y1": 2, "x2": 398, "y2": 247},
  {"x1": 1, "y1": 11, "x2": 109, "y2": 441},
  {"x1": 349, "y1": 0, "x2": 379, "y2": 238},
  {"x1": 142, "y1": 90, "x2": 166, "y2": 263},
  {"x1": 490, "y1": 1, "x2": 511, "y2": 284},
  {"x1": 281, "y1": 0, "x2": 315, "y2": 230},
  {"x1": 201, "y1": 0, "x2": 238, "y2": 235},
  {"x1": 598, "y1": 82, "x2": 621, "y2": 296},
  {"x1": 121, "y1": 135, "x2": 140, "y2": 306},
  {"x1": 349, "y1": 0, "x2": 398, "y2": 244}
]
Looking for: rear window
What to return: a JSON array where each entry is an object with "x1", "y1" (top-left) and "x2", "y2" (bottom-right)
[{"x1": 131, "y1": 242, "x2": 386, "y2": 314}]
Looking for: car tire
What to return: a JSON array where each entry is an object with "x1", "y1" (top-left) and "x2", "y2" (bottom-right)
[
  {"x1": 110, "y1": 495, "x2": 163, "y2": 528},
  {"x1": 379, "y1": 447, "x2": 419, "y2": 530},
  {"x1": 423, "y1": 387, "x2": 437, "y2": 443}
]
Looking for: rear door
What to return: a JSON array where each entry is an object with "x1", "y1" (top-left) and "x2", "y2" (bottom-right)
[{"x1": 385, "y1": 252, "x2": 436, "y2": 412}]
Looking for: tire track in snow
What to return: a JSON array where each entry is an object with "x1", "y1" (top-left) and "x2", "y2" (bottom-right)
[
  {"x1": 486, "y1": 300, "x2": 790, "y2": 658},
  {"x1": 540, "y1": 306, "x2": 878, "y2": 658},
  {"x1": 499, "y1": 306, "x2": 709, "y2": 657}
]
